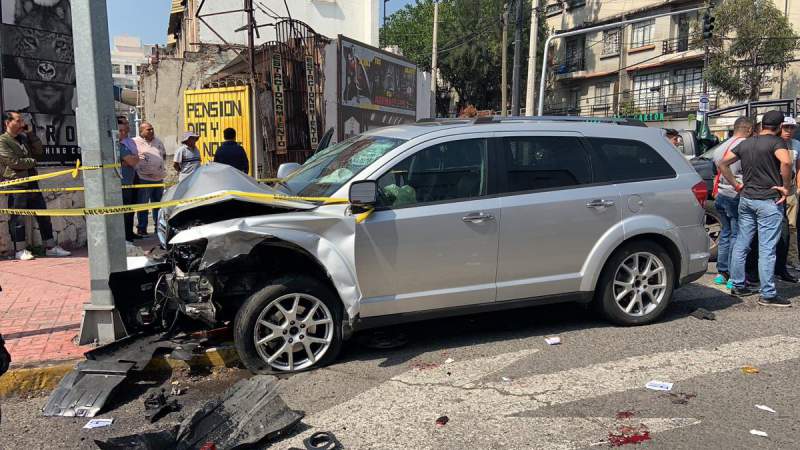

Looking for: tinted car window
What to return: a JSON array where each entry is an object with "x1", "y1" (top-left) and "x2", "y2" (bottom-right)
[
  {"x1": 377, "y1": 138, "x2": 488, "y2": 208},
  {"x1": 588, "y1": 138, "x2": 676, "y2": 182},
  {"x1": 501, "y1": 136, "x2": 592, "y2": 193}
]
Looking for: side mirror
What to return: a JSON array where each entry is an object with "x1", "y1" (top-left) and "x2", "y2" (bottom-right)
[
  {"x1": 349, "y1": 180, "x2": 378, "y2": 206},
  {"x1": 276, "y1": 162, "x2": 301, "y2": 179}
]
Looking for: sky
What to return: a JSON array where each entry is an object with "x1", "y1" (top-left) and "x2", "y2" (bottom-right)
[
  {"x1": 105, "y1": 0, "x2": 416, "y2": 46},
  {"x1": 106, "y1": 0, "x2": 171, "y2": 46}
]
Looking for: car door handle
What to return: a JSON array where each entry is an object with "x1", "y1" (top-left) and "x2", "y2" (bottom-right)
[
  {"x1": 462, "y1": 212, "x2": 495, "y2": 223},
  {"x1": 586, "y1": 199, "x2": 615, "y2": 208}
]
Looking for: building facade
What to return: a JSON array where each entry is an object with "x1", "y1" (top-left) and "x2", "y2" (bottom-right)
[
  {"x1": 110, "y1": 35, "x2": 151, "y2": 90},
  {"x1": 543, "y1": 0, "x2": 800, "y2": 129},
  {"x1": 167, "y1": 0, "x2": 380, "y2": 57}
]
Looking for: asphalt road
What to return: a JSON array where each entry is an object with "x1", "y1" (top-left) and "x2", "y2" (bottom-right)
[{"x1": 2, "y1": 268, "x2": 800, "y2": 449}]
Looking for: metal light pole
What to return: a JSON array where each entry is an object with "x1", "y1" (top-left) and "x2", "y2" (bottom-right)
[
  {"x1": 72, "y1": 0, "x2": 128, "y2": 345},
  {"x1": 537, "y1": 6, "x2": 704, "y2": 115},
  {"x1": 501, "y1": 6, "x2": 508, "y2": 116},
  {"x1": 510, "y1": 0, "x2": 524, "y2": 115},
  {"x1": 430, "y1": 0, "x2": 439, "y2": 118},
  {"x1": 524, "y1": 0, "x2": 540, "y2": 116}
]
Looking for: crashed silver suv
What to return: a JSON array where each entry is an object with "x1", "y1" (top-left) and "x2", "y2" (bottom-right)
[{"x1": 116, "y1": 117, "x2": 709, "y2": 374}]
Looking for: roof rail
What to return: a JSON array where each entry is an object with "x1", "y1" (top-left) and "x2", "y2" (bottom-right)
[{"x1": 471, "y1": 115, "x2": 648, "y2": 127}]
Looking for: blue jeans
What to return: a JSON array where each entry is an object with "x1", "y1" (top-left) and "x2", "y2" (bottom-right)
[
  {"x1": 730, "y1": 197, "x2": 784, "y2": 298},
  {"x1": 136, "y1": 185, "x2": 164, "y2": 233},
  {"x1": 714, "y1": 195, "x2": 739, "y2": 274}
]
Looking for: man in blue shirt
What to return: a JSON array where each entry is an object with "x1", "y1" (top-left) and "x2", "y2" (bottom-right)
[
  {"x1": 213, "y1": 128, "x2": 249, "y2": 174},
  {"x1": 118, "y1": 117, "x2": 140, "y2": 241}
]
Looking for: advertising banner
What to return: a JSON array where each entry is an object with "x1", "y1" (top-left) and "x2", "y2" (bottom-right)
[
  {"x1": 1, "y1": 0, "x2": 79, "y2": 166},
  {"x1": 337, "y1": 36, "x2": 417, "y2": 140},
  {"x1": 184, "y1": 85, "x2": 251, "y2": 174}
]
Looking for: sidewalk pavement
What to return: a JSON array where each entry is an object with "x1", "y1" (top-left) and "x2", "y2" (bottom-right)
[{"x1": 0, "y1": 236, "x2": 160, "y2": 367}]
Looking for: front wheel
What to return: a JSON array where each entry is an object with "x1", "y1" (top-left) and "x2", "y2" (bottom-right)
[
  {"x1": 596, "y1": 242, "x2": 675, "y2": 326},
  {"x1": 234, "y1": 275, "x2": 343, "y2": 374}
]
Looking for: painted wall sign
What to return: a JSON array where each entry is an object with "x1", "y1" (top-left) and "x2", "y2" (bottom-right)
[
  {"x1": 183, "y1": 85, "x2": 251, "y2": 174},
  {"x1": 271, "y1": 53, "x2": 287, "y2": 154},
  {"x1": 305, "y1": 55, "x2": 318, "y2": 148}
]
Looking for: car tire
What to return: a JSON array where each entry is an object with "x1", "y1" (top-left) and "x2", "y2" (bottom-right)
[
  {"x1": 595, "y1": 241, "x2": 675, "y2": 326},
  {"x1": 704, "y1": 200, "x2": 721, "y2": 262},
  {"x1": 234, "y1": 275, "x2": 343, "y2": 374}
]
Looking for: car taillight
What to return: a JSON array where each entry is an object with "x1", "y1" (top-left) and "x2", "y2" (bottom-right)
[{"x1": 692, "y1": 181, "x2": 707, "y2": 207}]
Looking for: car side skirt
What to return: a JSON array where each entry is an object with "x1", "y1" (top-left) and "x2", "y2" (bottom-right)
[{"x1": 353, "y1": 291, "x2": 594, "y2": 331}]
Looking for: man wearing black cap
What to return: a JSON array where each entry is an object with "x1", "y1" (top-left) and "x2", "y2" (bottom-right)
[{"x1": 719, "y1": 110, "x2": 794, "y2": 307}]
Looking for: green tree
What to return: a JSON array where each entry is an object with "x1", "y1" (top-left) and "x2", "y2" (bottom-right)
[
  {"x1": 704, "y1": 0, "x2": 800, "y2": 102},
  {"x1": 381, "y1": 0, "x2": 548, "y2": 114}
]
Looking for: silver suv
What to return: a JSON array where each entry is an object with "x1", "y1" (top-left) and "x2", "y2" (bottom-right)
[{"x1": 131, "y1": 117, "x2": 709, "y2": 374}]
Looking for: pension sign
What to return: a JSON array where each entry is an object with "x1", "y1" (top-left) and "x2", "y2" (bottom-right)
[{"x1": 183, "y1": 86, "x2": 252, "y2": 174}]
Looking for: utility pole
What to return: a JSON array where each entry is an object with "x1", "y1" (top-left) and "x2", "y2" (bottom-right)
[
  {"x1": 524, "y1": 0, "x2": 540, "y2": 116},
  {"x1": 72, "y1": 0, "x2": 128, "y2": 345},
  {"x1": 245, "y1": 0, "x2": 260, "y2": 176},
  {"x1": 430, "y1": 0, "x2": 439, "y2": 118},
  {"x1": 501, "y1": 4, "x2": 509, "y2": 116},
  {"x1": 510, "y1": 0, "x2": 523, "y2": 116}
]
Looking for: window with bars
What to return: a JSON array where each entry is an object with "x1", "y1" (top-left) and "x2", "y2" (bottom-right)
[
  {"x1": 632, "y1": 72, "x2": 669, "y2": 109},
  {"x1": 595, "y1": 83, "x2": 613, "y2": 107},
  {"x1": 112, "y1": 64, "x2": 121, "y2": 74},
  {"x1": 631, "y1": 19, "x2": 655, "y2": 48},
  {"x1": 602, "y1": 29, "x2": 621, "y2": 56},
  {"x1": 124, "y1": 65, "x2": 133, "y2": 75}
]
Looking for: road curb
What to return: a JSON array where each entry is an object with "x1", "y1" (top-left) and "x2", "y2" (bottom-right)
[{"x1": 0, "y1": 345, "x2": 240, "y2": 399}]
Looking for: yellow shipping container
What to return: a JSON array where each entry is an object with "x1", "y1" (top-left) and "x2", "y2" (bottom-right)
[{"x1": 183, "y1": 85, "x2": 251, "y2": 174}]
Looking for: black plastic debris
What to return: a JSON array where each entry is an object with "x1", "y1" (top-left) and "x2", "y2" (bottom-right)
[
  {"x1": 176, "y1": 375, "x2": 303, "y2": 448},
  {"x1": 97, "y1": 375, "x2": 303, "y2": 450},
  {"x1": 94, "y1": 427, "x2": 179, "y2": 450},
  {"x1": 690, "y1": 308, "x2": 716, "y2": 321},
  {"x1": 435, "y1": 415, "x2": 449, "y2": 427},
  {"x1": 143, "y1": 388, "x2": 180, "y2": 423},
  {"x1": 43, "y1": 332, "x2": 179, "y2": 417}
]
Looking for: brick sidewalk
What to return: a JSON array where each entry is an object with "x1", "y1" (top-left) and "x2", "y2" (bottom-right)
[
  {"x1": 0, "y1": 237, "x2": 160, "y2": 366},
  {"x1": 0, "y1": 249, "x2": 90, "y2": 365}
]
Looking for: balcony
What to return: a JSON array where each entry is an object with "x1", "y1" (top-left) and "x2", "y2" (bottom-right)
[
  {"x1": 555, "y1": 54, "x2": 586, "y2": 74},
  {"x1": 544, "y1": 88, "x2": 720, "y2": 119},
  {"x1": 662, "y1": 36, "x2": 702, "y2": 55}
]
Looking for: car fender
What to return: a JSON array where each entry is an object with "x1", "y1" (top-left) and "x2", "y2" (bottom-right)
[
  {"x1": 579, "y1": 214, "x2": 684, "y2": 292},
  {"x1": 170, "y1": 211, "x2": 363, "y2": 323}
]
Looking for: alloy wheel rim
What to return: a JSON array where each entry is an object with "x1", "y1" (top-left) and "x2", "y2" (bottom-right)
[
  {"x1": 253, "y1": 293, "x2": 334, "y2": 371},
  {"x1": 612, "y1": 252, "x2": 667, "y2": 317}
]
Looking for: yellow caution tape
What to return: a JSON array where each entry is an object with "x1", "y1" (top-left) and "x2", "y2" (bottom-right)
[
  {"x1": 0, "y1": 190, "x2": 350, "y2": 217},
  {"x1": 0, "y1": 182, "x2": 176, "y2": 195},
  {"x1": 0, "y1": 159, "x2": 122, "y2": 189}
]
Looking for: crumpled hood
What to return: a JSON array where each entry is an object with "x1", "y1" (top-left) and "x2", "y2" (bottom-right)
[{"x1": 161, "y1": 163, "x2": 316, "y2": 227}]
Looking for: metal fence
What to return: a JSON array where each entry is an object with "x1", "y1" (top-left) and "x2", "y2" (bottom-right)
[{"x1": 544, "y1": 86, "x2": 720, "y2": 117}]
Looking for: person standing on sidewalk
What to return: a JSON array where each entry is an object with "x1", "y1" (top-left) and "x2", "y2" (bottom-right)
[
  {"x1": 173, "y1": 131, "x2": 202, "y2": 181},
  {"x1": 719, "y1": 110, "x2": 794, "y2": 307},
  {"x1": 712, "y1": 117, "x2": 752, "y2": 288},
  {"x1": 213, "y1": 128, "x2": 249, "y2": 174},
  {"x1": 133, "y1": 122, "x2": 166, "y2": 236},
  {"x1": 0, "y1": 111, "x2": 70, "y2": 260},
  {"x1": 118, "y1": 117, "x2": 140, "y2": 242},
  {"x1": 780, "y1": 117, "x2": 800, "y2": 268}
]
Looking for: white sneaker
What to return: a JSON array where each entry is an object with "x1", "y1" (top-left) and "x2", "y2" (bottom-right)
[
  {"x1": 15, "y1": 249, "x2": 35, "y2": 260},
  {"x1": 45, "y1": 246, "x2": 71, "y2": 257}
]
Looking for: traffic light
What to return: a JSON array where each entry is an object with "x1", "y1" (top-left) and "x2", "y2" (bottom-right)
[{"x1": 702, "y1": 11, "x2": 715, "y2": 39}]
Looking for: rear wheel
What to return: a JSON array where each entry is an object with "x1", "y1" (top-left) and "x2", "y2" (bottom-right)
[
  {"x1": 234, "y1": 275, "x2": 343, "y2": 374},
  {"x1": 596, "y1": 241, "x2": 675, "y2": 326}
]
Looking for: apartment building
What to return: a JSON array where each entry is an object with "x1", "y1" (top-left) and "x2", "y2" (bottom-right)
[{"x1": 543, "y1": 0, "x2": 800, "y2": 129}]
